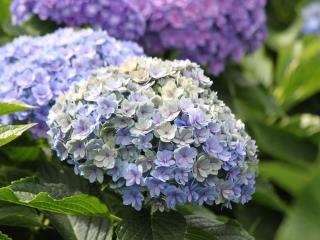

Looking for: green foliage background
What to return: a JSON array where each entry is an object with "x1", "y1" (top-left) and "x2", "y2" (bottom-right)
[{"x1": 0, "y1": 0, "x2": 319, "y2": 239}]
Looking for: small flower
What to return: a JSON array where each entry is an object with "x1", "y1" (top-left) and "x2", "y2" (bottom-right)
[
  {"x1": 163, "y1": 186, "x2": 186, "y2": 209},
  {"x1": 92, "y1": 144, "x2": 116, "y2": 169},
  {"x1": 174, "y1": 114, "x2": 190, "y2": 127},
  {"x1": 119, "y1": 99, "x2": 137, "y2": 117},
  {"x1": 124, "y1": 164, "x2": 144, "y2": 186},
  {"x1": 198, "y1": 187, "x2": 216, "y2": 205},
  {"x1": 187, "y1": 108, "x2": 208, "y2": 129},
  {"x1": 107, "y1": 160, "x2": 127, "y2": 182},
  {"x1": 194, "y1": 128, "x2": 209, "y2": 145},
  {"x1": 204, "y1": 136, "x2": 232, "y2": 162},
  {"x1": 54, "y1": 140, "x2": 68, "y2": 161},
  {"x1": 132, "y1": 133, "x2": 153, "y2": 149},
  {"x1": 136, "y1": 102, "x2": 154, "y2": 119},
  {"x1": 173, "y1": 167, "x2": 189, "y2": 185},
  {"x1": 155, "y1": 150, "x2": 175, "y2": 167},
  {"x1": 174, "y1": 146, "x2": 197, "y2": 169},
  {"x1": 151, "y1": 166, "x2": 172, "y2": 182},
  {"x1": 71, "y1": 116, "x2": 96, "y2": 140},
  {"x1": 173, "y1": 128, "x2": 194, "y2": 145},
  {"x1": 161, "y1": 81, "x2": 183, "y2": 99},
  {"x1": 159, "y1": 101, "x2": 180, "y2": 121},
  {"x1": 156, "y1": 122, "x2": 177, "y2": 142},
  {"x1": 130, "y1": 118, "x2": 153, "y2": 136},
  {"x1": 80, "y1": 163, "x2": 104, "y2": 183},
  {"x1": 122, "y1": 186, "x2": 144, "y2": 211},
  {"x1": 184, "y1": 184, "x2": 200, "y2": 203},
  {"x1": 193, "y1": 154, "x2": 222, "y2": 182},
  {"x1": 97, "y1": 94, "x2": 118, "y2": 118},
  {"x1": 146, "y1": 178, "x2": 166, "y2": 197},
  {"x1": 115, "y1": 128, "x2": 132, "y2": 146},
  {"x1": 66, "y1": 140, "x2": 85, "y2": 160}
]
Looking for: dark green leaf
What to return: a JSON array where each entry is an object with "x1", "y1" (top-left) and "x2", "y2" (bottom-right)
[
  {"x1": 0, "y1": 166, "x2": 31, "y2": 187},
  {"x1": 0, "y1": 177, "x2": 114, "y2": 219},
  {"x1": 1, "y1": 146, "x2": 41, "y2": 163},
  {"x1": 253, "y1": 179, "x2": 289, "y2": 212},
  {"x1": 184, "y1": 215, "x2": 254, "y2": 240},
  {"x1": 116, "y1": 209, "x2": 186, "y2": 240},
  {"x1": 0, "y1": 206, "x2": 43, "y2": 228},
  {"x1": 259, "y1": 162, "x2": 311, "y2": 196},
  {"x1": 47, "y1": 213, "x2": 113, "y2": 240},
  {"x1": 0, "y1": 124, "x2": 37, "y2": 147},
  {"x1": 236, "y1": 203, "x2": 283, "y2": 240},
  {"x1": 250, "y1": 121, "x2": 318, "y2": 165}
]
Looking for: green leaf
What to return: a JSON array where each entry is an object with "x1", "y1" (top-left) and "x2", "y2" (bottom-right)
[
  {"x1": 0, "y1": 101, "x2": 36, "y2": 116},
  {"x1": 276, "y1": 174, "x2": 320, "y2": 240},
  {"x1": 184, "y1": 215, "x2": 254, "y2": 240},
  {"x1": 0, "y1": 177, "x2": 115, "y2": 219},
  {"x1": 236, "y1": 203, "x2": 284, "y2": 240},
  {"x1": 116, "y1": 210, "x2": 186, "y2": 240},
  {"x1": 47, "y1": 213, "x2": 113, "y2": 240},
  {"x1": 259, "y1": 162, "x2": 311, "y2": 196},
  {"x1": 279, "y1": 114, "x2": 320, "y2": 144},
  {"x1": 253, "y1": 179, "x2": 289, "y2": 213},
  {"x1": 1, "y1": 146, "x2": 41, "y2": 163},
  {"x1": 0, "y1": 231, "x2": 12, "y2": 240},
  {"x1": 0, "y1": 0, "x2": 11, "y2": 24},
  {"x1": 0, "y1": 166, "x2": 31, "y2": 187},
  {"x1": 267, "y1": 19, "x2": 302, "y2": 49},
  {"x1": 177, "y1": 204, "x2": 217, "y2": 222},
  {"x1": 275, "y1": 57, "x2": 320, "y2": 110},
  {"x1": 0, "y1": 124, "x2": 36, "y2": 147},
  {"x1": 241, "y1": 48, "x2": 273, "y2": 87},
  {"x1": 250, "y1": 121, "x2": 318, "y2": 166},
  {"x1": 0, "y1": 206, "x2": 43, "y2": 228}
]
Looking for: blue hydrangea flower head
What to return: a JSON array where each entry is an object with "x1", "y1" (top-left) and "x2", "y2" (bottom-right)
[
  {"x1": 0, "y1": 28, "x2": 144, "y2": 136},
  {"x1": 47, "y1": 57, "x2": 259, "y2": 211},
  {"x1": 302, "y1": 2, "x2": 320, "y2": 35},
  {"x1": 11, "y1": 0, "x2": 267, "y2": 75}
]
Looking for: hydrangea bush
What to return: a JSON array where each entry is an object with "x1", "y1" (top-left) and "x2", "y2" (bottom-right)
[
  {"x1": 11, "y1": 0, "x2": 267, "y2": 75},
  {"x1": 0, "y1": 28, "x2": 144, "y2": 136},
  {"x1": 47, "y1": 57, "x2": 259, "y2": 211},
  {"x1": 302, "y1": 2, "x2": 320, "y2": 34}
]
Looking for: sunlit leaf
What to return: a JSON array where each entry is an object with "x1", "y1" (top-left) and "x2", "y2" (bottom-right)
[{"x1": 0, "y1": 124, "x2": 36, "y2": 147}]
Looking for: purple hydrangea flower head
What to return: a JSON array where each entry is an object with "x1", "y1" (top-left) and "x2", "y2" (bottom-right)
[
  {"x1": 48, "y1": 57, "x2": 259, "y2": 211},
  {"x1": 10, "y1": 0, "x2": 146, "y2": 40},
  {"x1": 11, "y1": 0, "x2": 267, "y2": 75},
  {"x1": 0, "y1": 28, "x2": 144, "y2": 136}
]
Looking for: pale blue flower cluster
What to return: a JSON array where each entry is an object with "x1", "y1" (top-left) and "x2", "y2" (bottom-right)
[
  {"x1": 302, "y1": 2, "x2": 320, "y2": 35},
  {"x1": 47, "y1": 57, "x2": 259, "y2": 211},
  {"x1": 0, "y1": 28, "x2": 144, "y2": 136}
]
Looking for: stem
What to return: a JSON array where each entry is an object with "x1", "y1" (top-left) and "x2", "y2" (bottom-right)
[{"x1": 108, "y1": 213, "x2": 122, "y2": 222}]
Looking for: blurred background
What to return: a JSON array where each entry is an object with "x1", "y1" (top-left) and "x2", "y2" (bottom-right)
[{"x1": 0, "y1": 0, "x2": 319, "y2": 239}]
